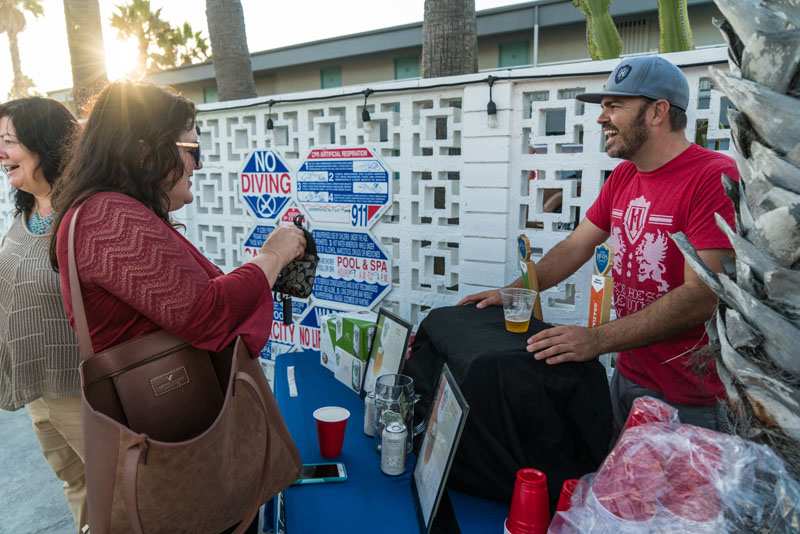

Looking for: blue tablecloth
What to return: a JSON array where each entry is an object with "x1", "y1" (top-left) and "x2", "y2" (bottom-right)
[{"x1": 271, "y1": 350, "x2": 507, "y2": 533}]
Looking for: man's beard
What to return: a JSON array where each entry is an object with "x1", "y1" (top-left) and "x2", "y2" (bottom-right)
[{"x1": 607, "y1": 106, "x2": 649, "y2": 160}]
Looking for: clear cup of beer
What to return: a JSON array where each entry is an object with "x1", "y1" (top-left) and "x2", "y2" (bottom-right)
[{"x1": 499, "y1": 288, "x2": 537, "y2": 333}]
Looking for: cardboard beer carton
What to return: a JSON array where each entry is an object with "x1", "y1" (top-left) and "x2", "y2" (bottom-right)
[{"x1": 319, "y1": 311, "x2": 378, "y2": 394}]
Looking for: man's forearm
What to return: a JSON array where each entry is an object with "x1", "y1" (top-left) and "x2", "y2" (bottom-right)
[
  {"x1": 594, "y1": 283, "x2": 717, "y2": 354},
  {"x1": 535, "y1": 238, "x2": 595, "y2": 291}
]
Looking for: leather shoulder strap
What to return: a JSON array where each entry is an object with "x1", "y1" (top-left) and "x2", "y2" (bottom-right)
[{"x1": 67, "y1": 206, "x2": 95, "y2": 360}]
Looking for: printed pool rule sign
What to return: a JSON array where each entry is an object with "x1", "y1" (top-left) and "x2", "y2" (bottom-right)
[
  {"x1": 312, "y1": 229, "x2": 391, "y2": 309},
  {"x1": 296, "y1": 147, "x2": 390, "y2": 228},
  {"x1": 242, "y1": 224, "x2": 274, "y2": 259},
  {"x1": 261, "y1": 294, "x2": 299, "y2": 359},
  {"x1": 240, "y1": 150, "x2": 293, "y2": 220}
]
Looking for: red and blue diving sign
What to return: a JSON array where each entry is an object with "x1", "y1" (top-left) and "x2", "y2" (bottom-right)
[
  {"x1": 240, "y1": 150, "x2": 293, "y2": 220},
  {"x1": 312, "y1": 229, "x2": 391, "y2": 309},
  {"x1": 295, "y1": 147, "x2": 390, "y2": 228}
]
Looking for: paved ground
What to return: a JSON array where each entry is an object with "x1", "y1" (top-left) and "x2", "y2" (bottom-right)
[
  {"x1": 0, "y1": 408, "x2": 72, "y2": 534},
  {"x1": 0, "y1": 361, "x2": 277, "y2": 534}
]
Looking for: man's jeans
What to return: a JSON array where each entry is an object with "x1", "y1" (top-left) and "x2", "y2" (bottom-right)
[{"x1": 609, "y1": 369, "x2": 724, "y2": 441}]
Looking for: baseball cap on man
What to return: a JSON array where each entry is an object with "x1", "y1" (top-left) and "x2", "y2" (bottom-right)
[{"x1": 576, "y1": 56, "x2": 689, "y2": 111}]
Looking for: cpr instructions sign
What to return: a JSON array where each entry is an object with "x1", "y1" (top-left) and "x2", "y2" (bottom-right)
[
  {"x1": 312, "y1": 229, "x2": 391, "y2": 309},
  {"x1": 240, "y1": 150, "x2": 293, "y2": 220},
  {"x1": 296, "y1": 147, "x2": 390, "y2": 228}
]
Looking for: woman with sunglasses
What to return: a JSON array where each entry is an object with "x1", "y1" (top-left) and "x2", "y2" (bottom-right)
[
  {"x1": 50, "y1": 81, "x2": 304, "y2": 533},
  {"x1": 0, "y1": 98, "x2": 85, "y2": 531}
]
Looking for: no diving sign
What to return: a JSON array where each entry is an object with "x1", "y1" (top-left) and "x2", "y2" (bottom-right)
[{"x1": 240, "y1": 150, "x2": 293, "y2": 220}]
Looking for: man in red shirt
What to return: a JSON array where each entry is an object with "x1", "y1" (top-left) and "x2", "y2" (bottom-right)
[{"x1": 460, "y1": 56, "x2": 737, "y2": 433}]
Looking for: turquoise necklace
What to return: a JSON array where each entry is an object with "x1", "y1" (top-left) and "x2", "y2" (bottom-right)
[{"x1": 27, "y1": 210, "x2": 54, "y2": 235}]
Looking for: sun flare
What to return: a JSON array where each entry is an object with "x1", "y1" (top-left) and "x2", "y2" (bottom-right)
[{"x1": 104, "y1": 37, "x2": 141, "y2": 81}]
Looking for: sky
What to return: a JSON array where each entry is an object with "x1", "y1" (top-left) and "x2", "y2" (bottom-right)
[{"x1": 0, "y1": 0, "x2": 527, "y2": 97}]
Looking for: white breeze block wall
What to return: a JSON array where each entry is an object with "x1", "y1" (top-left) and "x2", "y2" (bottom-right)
[{"x1": 0, "y1": 48, "x2": 733, "y2": 329}]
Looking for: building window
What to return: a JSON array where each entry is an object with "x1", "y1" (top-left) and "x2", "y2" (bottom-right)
[
  {"x1": 203, "y1": 86, "x2": 218, "y2": 103},
  {"x1": 698, "y1": 78, "x2": 713, "y2": 109},
  {"x1": 719, "y1": 97, "x2": 731, "y2": 129},
  {"x1": 320, "y1": 66, "x2": 342, "y2": 89},
  {"x1": 617, "y1": 18, "x2": 650, "y2": 55},
  {"x1": 394, "y1": 56, "x2": 420, "y2": 80},
  {"x1": 498, "y1": 41, "x2": 530, "y2": 68}
]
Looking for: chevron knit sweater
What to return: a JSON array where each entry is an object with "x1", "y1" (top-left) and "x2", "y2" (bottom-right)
[
  {"x1": 56, "y1": 192, "x2": 273, "y2": 356},
  {"x1": 0, "y1": 215, "x2": 80, "y2": 411}
]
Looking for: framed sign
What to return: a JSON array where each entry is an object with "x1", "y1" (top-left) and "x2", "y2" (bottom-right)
[
  {"x1": 361, "y1": 308, "x2": 413, "y2": 397},
  {"x1": 412, "y1": 365, "x2": 470, "y2": 534}
]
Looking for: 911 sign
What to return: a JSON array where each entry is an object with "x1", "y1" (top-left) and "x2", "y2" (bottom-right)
[
  {"x1": 240, "y1": 150, "x2": 293, "y2": 220},
  {"x1": 295, "y1": 147, "x2": 391, "y2": 228}
]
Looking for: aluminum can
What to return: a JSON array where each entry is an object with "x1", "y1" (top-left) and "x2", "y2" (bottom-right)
[
  {"x1": 381, "y1": 421, "x2": 407, "y2": 476},
  {"x1": 363, "y1": 392, "x2": 377, "y2": 437}
]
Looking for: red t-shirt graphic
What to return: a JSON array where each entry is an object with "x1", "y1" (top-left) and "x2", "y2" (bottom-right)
[{"x1": 586, "y1": 144, "x2": 739, "y2": 405}]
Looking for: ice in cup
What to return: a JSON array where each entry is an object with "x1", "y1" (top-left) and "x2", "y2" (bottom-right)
[
  {"x1": 313, "y1": 406, "x2": 350, "y2": 458},
  {"x1": 500, "y1": 288, "x2": 538, "y2": 333}
]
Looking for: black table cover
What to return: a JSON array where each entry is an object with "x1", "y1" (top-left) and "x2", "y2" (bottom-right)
[{"x1": 405, "y1": 305, "x2": 612, "y2": 510}]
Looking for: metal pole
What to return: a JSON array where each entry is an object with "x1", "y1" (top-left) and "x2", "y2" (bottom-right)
[{"x1": 533, "y1": 5, "x2": 540, "y2": 67}]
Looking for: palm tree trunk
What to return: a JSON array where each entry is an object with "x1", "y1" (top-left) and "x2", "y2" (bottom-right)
[
  {"x1": 8, "y1": 29, "x2": 21, "y2": 80},
  {"x1": 673, "y1": 0, "x2": 800, "y2": 480},
  {"x1": 205, "y1": 0, "x2": 256, "y2": 101},
  {"x1": 63, "y1": 0, "x2": 108, "y2": 115},
  {"x1": 7, "y1": 30, "x2": 30, "y2": 98},
  {"x1": 422, "y1": 0, "x2": 478, "y2": 78}
]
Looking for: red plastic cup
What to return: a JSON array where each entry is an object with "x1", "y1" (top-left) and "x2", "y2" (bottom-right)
[
  {"x1": 313, "y1": 406, "x2": 350, "y2": 458},
  {"x1": 622, "y1": 396, "x2": 678, "y2": 433},
  {"x1": 506, "y1": 468, "x2": 550, "y2": 534},
  {"x1": 556, "y1": 478, "x2": 579, "y2": 512}
]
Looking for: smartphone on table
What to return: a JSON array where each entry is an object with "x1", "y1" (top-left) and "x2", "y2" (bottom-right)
[{"x1": 293, "y1": 462, "x2": 347, "y2": 485}]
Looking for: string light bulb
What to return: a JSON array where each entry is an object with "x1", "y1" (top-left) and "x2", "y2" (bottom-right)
[
  {"x1": 361, "y1": 89, "x2": 374, "y2": 124},
  {"x1": 486, "y1": 76, "x2": 498, "y2": 128},
  {"x1": 266, "y1": 100, "x2": 275, "y2": 130}
]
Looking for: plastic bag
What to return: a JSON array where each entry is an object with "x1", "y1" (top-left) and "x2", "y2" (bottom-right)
[{"x1": 549, "y1": 396, "x2": 800, "y2": 533}]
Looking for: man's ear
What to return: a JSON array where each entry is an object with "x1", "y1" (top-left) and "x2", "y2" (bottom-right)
[{"x1": 650, "y1": 100, "x2": 671, "y2": 128}]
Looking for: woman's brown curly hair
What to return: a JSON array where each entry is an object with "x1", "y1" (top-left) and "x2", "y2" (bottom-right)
[{"x1": 50, "y1": 81, "x2": 196, "y2": 270}]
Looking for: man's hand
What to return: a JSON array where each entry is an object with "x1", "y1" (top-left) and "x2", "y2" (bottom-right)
[
  {"x1": 457, "y1": 289, "x2": 501, "y2": 309},
  {"x1": 527, "y1": 325, "x2": 601, "y2": 364}
]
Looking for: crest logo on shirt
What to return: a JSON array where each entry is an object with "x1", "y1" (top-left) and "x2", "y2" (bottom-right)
[{"x1": 623, "y1": 195, "x2": 651, "y2": 244}]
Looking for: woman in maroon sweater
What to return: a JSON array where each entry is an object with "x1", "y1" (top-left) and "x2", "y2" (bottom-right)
[
  {"x1": 49, "y1": 82, "x2": 303, "y2": 534},
  {"x1": 50, "y1": 81, "x2": 303, "y2": 358}
]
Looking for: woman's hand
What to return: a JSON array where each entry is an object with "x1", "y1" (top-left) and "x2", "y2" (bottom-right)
[
  {"x1": 250, "y1": 225, "x2": 307, "y2": 286},
  {"x1": 261, "y1": 225, "x2": 306, "y2": 268}
]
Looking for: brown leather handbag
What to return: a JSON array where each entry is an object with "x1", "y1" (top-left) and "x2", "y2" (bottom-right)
[{"x1": 67, "y1": 207, "x2": 301, "y2": 534}]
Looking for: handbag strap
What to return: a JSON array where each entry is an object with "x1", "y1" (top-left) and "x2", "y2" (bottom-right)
[
  {"x1": 67, "y1": 205, "x2": 95, "y2": 360},
  {"x1": 121, "y1": 370, "x2": 274, "y2": 534}
]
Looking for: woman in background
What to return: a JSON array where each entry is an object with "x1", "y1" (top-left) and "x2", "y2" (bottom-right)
[{"x1": 0, "y1": 97, "x2": 84, "y2": 531}]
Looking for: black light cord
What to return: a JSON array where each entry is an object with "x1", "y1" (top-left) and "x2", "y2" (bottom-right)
[
  {"x1": 266, "y1": 99, "x2": 275, "y2": 129},
  {"x1": 200, "y1": 59, "x2": 725, "y2": 114},
  {"x1": 486, "y1": 75, "x2": 497, "y2": 117},
  {"x1": 361, "y1": 88, "x2": 374, "y2": 123}
]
